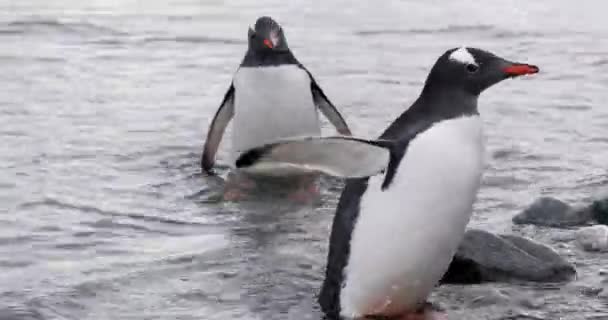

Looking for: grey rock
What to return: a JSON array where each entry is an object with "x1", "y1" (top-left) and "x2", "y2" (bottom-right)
[
  {"x1": 575, "y1": 225, "x2": 608, "y2": 252},
  {"x1": 591, "y1": 197, "x2": 608, "y2": 225},
  {"x1": 512, "y1": 197, "x2": 594, "y2": 227},
  {"x1": 441, "y1": 229, "x2": 576, "y2": 284},
  {"x1": 580, "y1": 286, "x2": 604, "y2": 297}
]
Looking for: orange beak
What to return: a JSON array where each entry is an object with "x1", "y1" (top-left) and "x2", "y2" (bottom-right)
[
  {"x1": 503, "y1": 64, "x2": 539, "y2": 77},
  {"x1": 263, "y1": 39, "x2": 273, "y2": 49}
]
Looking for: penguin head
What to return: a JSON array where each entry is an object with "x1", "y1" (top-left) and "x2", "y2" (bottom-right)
[
  {"x1": 424, "y1": 47, "x2": 539, "y2": 96},
  {"x1": 248, "y1": 16, "x2": 289, "y2": 53}
]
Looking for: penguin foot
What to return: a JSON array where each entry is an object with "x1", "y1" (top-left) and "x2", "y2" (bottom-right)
[
  {"x1": 222, "y1": 172, "x2": 259, "y2": 201},
  {"x1": 398, "y1": 303, "x2": 447, "y2": 320},
  {"x1": 396, "y1": 310, "x2": 447, "y2": 320},
  {"x1": 222, "y1": 187, "x2": 248, "y2": 201},
  {"x1": 363, "y1": 303, "x2": 446, "y2": 320}
]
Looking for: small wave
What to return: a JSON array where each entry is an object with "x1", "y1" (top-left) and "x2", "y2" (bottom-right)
[
  {"x1": 0, "y1": 306, "x2": 46, "y2": 320},
  {"x1": 355, "y1": 24, "x2": 494, "y2": 36},
  {"x1": 0, "y1": 29, "x2": 23, "y2": 35},
  {"x1": 0, "y1": 181, "x2": 16, "y2": 189},
  {"x1": 2, "y1": 19, "x2": 127, "y2": 37},
  {"x1": 54, "y1": 241, "x2": 104, "y2": 250},
  {"x1": 0, "y1": 235, "x2": 33, "y2": 246},
  {"x1": 492, "y1": 30, "x2": 545, "y2": 39},
  {"x1": 482, "y1": 175, "x2": 530, "y2": 188},
  {"x1": 354, "y1": 29, "x2": 411, "y2": 36},
  {"x1": 86, "y1": 38, "x2": 127, "y2": 46},
  {"x1": 19, "y1": 197, "x2": 209, "y2": 227},
  {"x1": 0, "y1": 55, "x2": 20, "y2": 62},
  {"x1": 18, "y1": 56, "x2": 66, "y2": 63},
  {"x1": 591, "y1": 58, "x2": 608, "y2": 66},
  {"x1": 492, "y1": 148, "x2": 523, "y2": 160},
  {"x1": 83, "y1": 218, "x2": 172, "y2": 235},
  {"x1": 142, "y1": 36, "x2": 245, "y2": 45},
  {"x1": 0, "y1": 260, "x2": 31, "y2": 269},
  {"x1": 375, "y1": 79, "x2": 401, "y2": 85},
  {"x1": 553, "y1": 104, "x2": 592, "y2": 111}
]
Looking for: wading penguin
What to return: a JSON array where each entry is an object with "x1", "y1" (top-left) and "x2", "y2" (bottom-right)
[
  {"x1": 201, "y1": 16, "x2": 352, "y2": 175},
  {"x1": 236, "y1": 47, "x2": 539, "y2": 319}
]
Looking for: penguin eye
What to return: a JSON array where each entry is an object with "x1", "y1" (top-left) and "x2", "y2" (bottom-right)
[{"x1": 466, "y1": 63, "x2": 479, "y2": 73}]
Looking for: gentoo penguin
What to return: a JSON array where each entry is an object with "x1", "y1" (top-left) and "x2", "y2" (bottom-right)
[
  {"x1": 201, "y1": 16, "x2": 351, "y2": 175},
  {"x1": 236, "y1": 47, "x2": 539, "y2": 319}
]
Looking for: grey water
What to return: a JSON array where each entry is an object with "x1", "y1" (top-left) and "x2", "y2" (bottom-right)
[{"x1": 1, "y1": 0, "x2": 607, "y2": 319}]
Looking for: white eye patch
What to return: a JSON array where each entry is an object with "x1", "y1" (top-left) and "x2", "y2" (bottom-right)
[
  {"x1": 270, "y1": 30, "x2": 280, "y2": 46},
  {"x1": 449, "y1": 47, "x2": 477, "y2": 66}
]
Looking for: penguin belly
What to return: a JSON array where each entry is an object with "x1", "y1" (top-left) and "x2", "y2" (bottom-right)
[
  {"x1": 339, "y1": 116, "x2": 485, "y2": 318},
  {"x1": 231, "y1": 65, "x2": 321, "y2": 166}
]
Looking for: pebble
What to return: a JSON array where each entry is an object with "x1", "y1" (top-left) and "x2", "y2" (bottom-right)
[{"x1": 575, "y1": 225, "x2": 608, "y2": 252}]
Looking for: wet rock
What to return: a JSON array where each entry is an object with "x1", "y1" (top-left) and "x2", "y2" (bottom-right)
[
  {"x1": 591, "y1": 197, "x2": 608, "y2": 225},
  {"x1": 580, "y1": 286, "x2": 604, "y2": 297},
  {"x1": 441, "y1": 229, "x2": 576, "y2": 284},
  {"x1": 512, "y1": 197, "x2": 594, "y2": 227},
  {"x1": 575, "y1": 225, "x2": 608, "y2": 252}
]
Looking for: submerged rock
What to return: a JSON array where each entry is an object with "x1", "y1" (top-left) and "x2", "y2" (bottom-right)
[
  {"x1": 512, "y1": 197, "x2": 593, "y2": 227},
  {"x1": 441, "y1": 229, "x2": 575, "y2": 284},
  {"x1": 575, "y1": 225, "x2": 608, "y2": 252},
  {"x1": 461, "y1": 286, "x2": 510, "y2": 308}
]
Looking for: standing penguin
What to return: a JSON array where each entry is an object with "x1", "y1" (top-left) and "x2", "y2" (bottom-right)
[
  {"x1": 236, "y1": 47, "x2": 539, "y2": 319},
  {"x1": 201, "y1": 16, "x2": 351, "y2": 176}
]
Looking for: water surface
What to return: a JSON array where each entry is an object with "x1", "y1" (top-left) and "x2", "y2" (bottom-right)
[{"x1": 1, "y1": 1, "x2": 607, "y2": 319}]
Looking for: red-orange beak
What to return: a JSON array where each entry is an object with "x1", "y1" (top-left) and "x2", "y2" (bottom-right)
[
  {"x1": 503, "y1": 63, "x2": 539, "y2": 77},
  {"x1": 263, "y1": 39, "x2": 273, "y2": 49}
]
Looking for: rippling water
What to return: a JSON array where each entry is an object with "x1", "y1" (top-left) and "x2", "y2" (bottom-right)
[{"x1": 1, "y1": 1, "x2": 607, "y2": 319}]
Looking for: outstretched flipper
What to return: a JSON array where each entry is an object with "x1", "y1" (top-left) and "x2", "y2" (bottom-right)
[
  {"x1": 305, "y1": 70, "x2": 352, "y2": 136},
  {"x1": 235, "y1": 136, "x2": 391, "y2": 178},
  {"x1": 201, "y1": 84, "x2": 235, "y2": 174}
]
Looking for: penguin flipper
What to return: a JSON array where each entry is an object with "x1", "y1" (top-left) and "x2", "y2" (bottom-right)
[
  {"x1": 201, "y1": 84, "x2": 235, "y2": 174},
  {"x1": 235, "y1": 136, "x2": 391, "y2": 178},
  {"x1": 306, "y1": 71, "x2": 352, "y2": 136}
]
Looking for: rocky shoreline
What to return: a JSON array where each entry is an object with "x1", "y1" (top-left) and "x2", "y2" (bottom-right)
[{"x1": 443, "y1": 194, "x2": 608, "y2": 286}]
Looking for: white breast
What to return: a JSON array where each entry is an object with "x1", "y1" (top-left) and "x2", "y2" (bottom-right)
[
  {"x1": 231, "y1": 65, "x2": 321, "y2": 164},
  {"x1": 340, "y1": 116, "x2": 485, "y2": 318}
]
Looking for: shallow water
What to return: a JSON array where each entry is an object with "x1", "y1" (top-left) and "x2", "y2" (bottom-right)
[{"x1": 1, "y1": 1, "x2": 607, "y2": 319}]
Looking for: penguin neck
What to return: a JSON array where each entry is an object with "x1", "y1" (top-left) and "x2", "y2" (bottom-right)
[
  {"x1": 241, "y1": 49, "x2": 299, "y2": 67},
  {"x1": 380, "y1": 87, "x2": 479, "y2": 140},
  {"x1": 416, "y1": 84, "x2": 479, "y2": 119}
]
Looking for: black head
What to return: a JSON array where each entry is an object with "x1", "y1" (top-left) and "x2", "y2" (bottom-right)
[
  {"x1": 422, "y1": 47, "x2": 539, "y2": 97},
  {"x1": 248, "y1": 16, "x2": 289, "y2": 53}
]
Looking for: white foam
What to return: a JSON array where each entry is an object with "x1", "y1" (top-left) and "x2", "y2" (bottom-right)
[{"x1": 449, "y1": 47, "x2": 477, "y2": 65}]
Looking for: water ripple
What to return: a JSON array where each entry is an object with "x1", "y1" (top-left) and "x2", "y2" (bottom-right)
[
  {"x1": 142, "y1": 36, "x2": 245, "y2": 45},
  {"x1": 2, "y1": 19, "x2": 127, "y2": 36},
  {"x1": 355, "y1": 24, "x2": 495, "y2": 36},
  {"x1": 19, "y1": 197, "x2": 210, "y2": 227}
]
